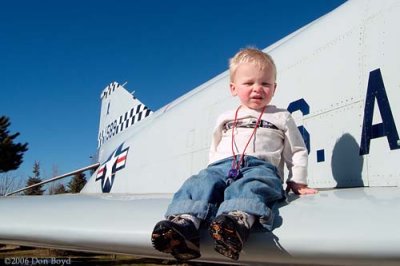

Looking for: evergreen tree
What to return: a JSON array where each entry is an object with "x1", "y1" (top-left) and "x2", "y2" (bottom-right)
[
  {"x1": 0, "y1": 116, "x2": 28, "y2": 173},
  {"x1": 49, "y1": 183, "x2": 67, "y2": 195},
  {"x1": 68, "y1": 172, "x2": 86, "y2": 193},
  {"x1": 24, "y1": 161, "x2": 44, "y2": 195}
]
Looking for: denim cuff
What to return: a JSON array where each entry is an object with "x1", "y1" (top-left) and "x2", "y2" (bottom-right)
[
  {"x1": 216, "y1": 198, "x2": 274, "y2": 230},
  {"x1": 165, "y1": 199, "x2": 217, "y2": 221}
]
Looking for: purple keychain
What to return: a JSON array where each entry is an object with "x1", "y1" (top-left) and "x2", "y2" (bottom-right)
[
  {"x1": 228, "y1": 168, "x2": 240, "y2": 179},
  {"x1": 226, "y1": 168, "x2": 241, "y2": 185}
]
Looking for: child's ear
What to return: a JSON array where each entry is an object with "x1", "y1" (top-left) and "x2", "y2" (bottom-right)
[
  {"x1": 230, "y1": 82, "x2": 237, "y2": 96},
  {"x1": 272, "y1": 83, "x2": 277, "y2": 96}
]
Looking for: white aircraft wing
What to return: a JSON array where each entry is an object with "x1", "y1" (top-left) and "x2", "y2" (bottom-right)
[{"x1": 1, "y1": 188, "x2": 400, "y2": 265}]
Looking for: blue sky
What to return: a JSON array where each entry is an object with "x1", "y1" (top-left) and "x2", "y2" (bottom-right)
[{"x1": 0, "y1": 0, "x2": 345, "y2": 182}]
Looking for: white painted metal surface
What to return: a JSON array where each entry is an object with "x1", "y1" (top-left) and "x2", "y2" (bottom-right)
[{"x1": 1, "y1": 188, "x2": 399, "y2": 265}]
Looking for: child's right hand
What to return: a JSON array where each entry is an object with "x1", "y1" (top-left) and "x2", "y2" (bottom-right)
[{"x1": 286, "y1": 181, "x2": 318, "y2": 195}]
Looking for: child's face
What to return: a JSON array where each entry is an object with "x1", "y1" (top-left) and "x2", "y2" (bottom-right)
[{"x1": 230, "y1": 62, "x2": 276, "y2": 111}]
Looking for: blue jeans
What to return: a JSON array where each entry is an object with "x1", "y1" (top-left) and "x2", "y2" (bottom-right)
[{"x1": 165, "y1": 156, "x2": 284, "y2": 230}]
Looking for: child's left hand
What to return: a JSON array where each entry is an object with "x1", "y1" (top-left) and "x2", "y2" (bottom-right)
[{"x1": 286, "y1": 181, "x2": 318, "y2": 195}]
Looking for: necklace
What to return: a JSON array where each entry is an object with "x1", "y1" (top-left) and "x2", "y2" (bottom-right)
[{"x1": 228, "y1": 105, "x2": 266, "y2": 179}]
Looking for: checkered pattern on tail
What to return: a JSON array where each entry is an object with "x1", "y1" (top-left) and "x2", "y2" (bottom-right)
[{"x1": 97, "y1": 82, "x2": 153, "y2": 147}]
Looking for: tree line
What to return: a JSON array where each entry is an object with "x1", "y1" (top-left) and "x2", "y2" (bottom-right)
[
  {"x1": 0, "y1": 115, "x2": 88, "y2": 195},
  {"x1": 24, "y1": 161, "x2": 87, "y2": 195}
]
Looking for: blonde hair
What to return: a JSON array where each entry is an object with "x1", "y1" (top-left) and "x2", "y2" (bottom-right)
[{"x1": 229, "y1": 47, "x2": 277, "y2": 82}]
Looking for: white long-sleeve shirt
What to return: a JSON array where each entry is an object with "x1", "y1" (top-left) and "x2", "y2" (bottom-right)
[{"x1": 209, "y1": 105, "x2": 308, "y2": 184}]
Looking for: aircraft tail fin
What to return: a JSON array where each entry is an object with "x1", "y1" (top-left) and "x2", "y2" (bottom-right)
[{"x1": 97, "y1": 82, "x2": 152, "y2": 148}]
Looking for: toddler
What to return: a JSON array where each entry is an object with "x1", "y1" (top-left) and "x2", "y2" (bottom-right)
[{"x1": 151, "y1": 47, "x2": 317, "y2": 261}]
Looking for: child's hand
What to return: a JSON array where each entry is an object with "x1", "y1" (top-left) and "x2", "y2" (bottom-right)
[{"x1": 286, "y1": 181, "x2": 318, "y2": 195}]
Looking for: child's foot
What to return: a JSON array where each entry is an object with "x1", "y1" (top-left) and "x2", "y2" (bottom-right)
[
  {"x1": 151, "y1": 215, "x2": 200, "y2": 261},
  {"x1": 209, "y1": 212, "x2": 251, "y2": 260}
]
